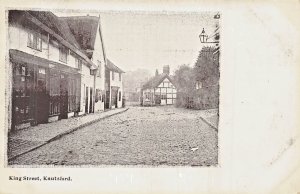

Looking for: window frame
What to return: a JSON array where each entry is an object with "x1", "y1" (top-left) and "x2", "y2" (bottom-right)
[
  {"x1": 59, "y1": 45, "x2": 68, "y2": 63},
  {"x1": 97, "y1": 61, "x2": 101, "y2": 77},
  {"x1": 27, "y1": 31, "x2": 42, "y2": 51}
]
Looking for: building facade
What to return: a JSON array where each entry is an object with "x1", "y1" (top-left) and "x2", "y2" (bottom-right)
[
  {"x1": 105, "y1": 59, "x2": 124, "y2": 109},
  {"x1": 141, "y1": 66, "x2": 177, "y2": 106},
  {"x1": 6, "y1": 10, "x2": 118, "y2": 131}
]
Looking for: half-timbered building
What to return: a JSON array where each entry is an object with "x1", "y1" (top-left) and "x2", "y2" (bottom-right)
[
  {"x1": 141, "y1": 65, "x2": 177, "y2": 106},
  {"x1": 6, "y1": 10, "x2": 108, "y2": 131}
]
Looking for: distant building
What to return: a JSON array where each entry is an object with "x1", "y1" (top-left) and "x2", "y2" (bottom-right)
[
  {"x1": 105, "y1": 59, "x2": 125, "y2": 109},
  {"x1": 141, "y1": 65, "x2": 177, "y2": 106}
]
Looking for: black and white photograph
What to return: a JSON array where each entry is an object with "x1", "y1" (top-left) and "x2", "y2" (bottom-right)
[
  {"x1": 6, "y1": 9, "x2": 220, "y2": 166},
  {"x1": 2, "y1": 1, "x2": 300, "y2": 194}
]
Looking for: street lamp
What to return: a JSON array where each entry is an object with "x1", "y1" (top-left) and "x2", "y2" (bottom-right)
[
  {"x1": 199, "y1": 28, "x2": 208, "y2": 43},
  {"x1": 199, "y1": 28, "x2": 219, "y2": 44}
]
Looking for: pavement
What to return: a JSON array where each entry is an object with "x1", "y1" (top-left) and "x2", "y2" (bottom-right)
[{"x1": 7, "y1": 107, "x2": 129, "y2": 161}]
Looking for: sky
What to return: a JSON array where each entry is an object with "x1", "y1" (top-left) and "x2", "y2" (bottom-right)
[{"x1": 54, "y1": 11, "x2": 218, "y2": 74}]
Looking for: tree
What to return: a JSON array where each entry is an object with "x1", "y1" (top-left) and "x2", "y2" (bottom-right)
[
  {"x1": 194, "y1": 46, "x2": 219, "y2": 86},
  {"x1": 173, "y1": 64, "x2": 195, "y2": 93}
]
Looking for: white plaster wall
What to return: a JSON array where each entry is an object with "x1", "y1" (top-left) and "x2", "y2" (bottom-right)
[
  {"x1": 9, "y1": 23, "x2": 79, "y2": 70},
  {"x1": 9, "y1": 24, "x2": 48, "y2": 59},
  {"x1": 110, "y1": 71, "x2": 123, "y2": 108},
  {"x1": 79, "y1": 64, "x2": 95, "y2": 114},
  {"x1": 91, "y1": 24, "x2": 106, "y2": 111}
]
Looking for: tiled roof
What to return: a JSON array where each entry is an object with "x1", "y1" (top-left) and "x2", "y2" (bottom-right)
[
  {"x1": 61, "y1": 16, "x2": 99, "y2": 58},
  {"x1": 27, "y1": 11, "x2": 81, "y2": 49},
  {"x1": 106, "y1": 59, "x2": 125, "y2": 73},
  {"x1": 142, "y1": 73, "x2": 175, "y2": 90}
]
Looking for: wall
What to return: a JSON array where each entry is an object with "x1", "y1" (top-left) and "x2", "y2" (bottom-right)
[
  {"x1": 9, "y1": 23, "x2": 48, "y2": 59},
  {"x1": 79, "y1": 64, "x2": 95, "y2": 115},
  {"x1": 110, "y1": 71, "x2": 123, "y2": 108},
  {"x1": 91, "y1": 23, "x2": 106, "y2": 112},
  {"x1": 9, "y1": 22, "x2": 96, "y2": 116}
]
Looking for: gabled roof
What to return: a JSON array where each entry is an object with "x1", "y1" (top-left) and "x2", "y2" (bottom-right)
[
  {"x1": 106, "y1": 59, "x2": 125, "y2": 73},
  {"x1": 61, "y1": 16, "x2": 99, "y2": 59},
  {"x1": 142, "y1": 73, "x2": 176, "y2": 90},
  {"x1": 27, "y1": 11, "x2": 81, "y2": 49}
]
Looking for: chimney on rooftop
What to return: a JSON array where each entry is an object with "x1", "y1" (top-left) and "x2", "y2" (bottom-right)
[
  {"x1": 163, "y1": 65, "x2": 170, "y2": 75},
  {"x1": 155, "y1": 69, "x2": 159, "y2": 76}
]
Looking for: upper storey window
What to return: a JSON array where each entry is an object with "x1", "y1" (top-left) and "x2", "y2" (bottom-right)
[
  {"x1": 59, "y1": 45, "x2": 68, "y2": 63},
  {"x1": 27, "y1": 31, "x2": 42, "y2": 51}
]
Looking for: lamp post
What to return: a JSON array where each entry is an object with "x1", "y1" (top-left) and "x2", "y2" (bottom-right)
[
  {"x1": 199, "y1": 28, "x2": 208, "y2": 43},
  {"x1": 199, "y1": 28, "x2": 219, "y2": 44},
  {"x1": 199, "y1": 13, "x2": 220, "y2": 45}
]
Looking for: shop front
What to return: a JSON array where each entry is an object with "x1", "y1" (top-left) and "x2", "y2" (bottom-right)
[{"x1": 10, "y1": 49, "x2": 81, "y2": 130}]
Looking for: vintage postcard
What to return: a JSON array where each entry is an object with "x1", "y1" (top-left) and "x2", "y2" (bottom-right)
[{"x1": 0, "y1": 0, "x2": 300, "y2": 194}]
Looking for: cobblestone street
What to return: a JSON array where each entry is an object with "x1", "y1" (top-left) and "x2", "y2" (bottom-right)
[{"x1": 9, "y1": 106, "x2": 218, "y2": 166}]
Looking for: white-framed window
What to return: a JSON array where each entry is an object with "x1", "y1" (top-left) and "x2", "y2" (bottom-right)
[
  {"x1": 59, "y1": 45, "x2": 68, "y2": 63},
  {"x1": 27, "y1": 31, "x2": 42, "y2": 51},
  {"x1": 196, "y1": 81, "x2": 202, "y2": 89},
  {"x1": 75, "y1": 57, "x2": 82, "y2": 71}
]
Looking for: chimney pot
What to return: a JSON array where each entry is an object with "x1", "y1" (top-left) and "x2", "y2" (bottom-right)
[{"x1": 163, "y1": 65, "x2": 170, "y2": 75}]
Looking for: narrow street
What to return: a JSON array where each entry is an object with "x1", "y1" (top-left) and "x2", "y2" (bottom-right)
[{"x1": 9, "y1": 106, "x2": 218, "y2": 166}]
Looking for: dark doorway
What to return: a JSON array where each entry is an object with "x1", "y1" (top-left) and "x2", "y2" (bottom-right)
[
  {"x1": 59, "y1": 73, "x2": 68, "y2": 119},
  {"x1": 89, "y1": 87, "x2": 93, "y2": 113},
  {"x1": 85, "y1": 87, "x2": 89, "y2": 113},
  {"x1": 105, "y1": 90, "x2": 110, "y2": 109},
  {"x1": 36, "y1": 67, "x2": 49, "y2": 124},
  {"x1": 111, "y1": 88, "x2": 118, "y2": 108}
]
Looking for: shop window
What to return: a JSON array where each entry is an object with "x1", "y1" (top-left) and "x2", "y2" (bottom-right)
[
  {"x1": 59, "y1": 45, "x2": 68, "y2": 63},
  {"x1": 27, "y1": 31, "x2": 42, "y2": 51}
]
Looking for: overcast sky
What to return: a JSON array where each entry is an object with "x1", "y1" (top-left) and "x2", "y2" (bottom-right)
[{"x1": 55, "y1": 11, "x2": 218, "y2": 74}]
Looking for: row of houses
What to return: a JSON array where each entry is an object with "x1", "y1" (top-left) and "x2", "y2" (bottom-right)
[{"x1": 6, "y1": 10, "x2": 124, "y2": 131}]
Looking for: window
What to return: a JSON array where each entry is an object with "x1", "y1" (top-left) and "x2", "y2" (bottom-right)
[
  {"x1": 97, "y1": 61, "x2": 101, "y2": 77},
  {"x1": 59, "y1": 45, "x2": 68, "y2": 63},
  {"x1": 112, "y1": 71, "x2": 114, "y2": 80},
  {"x1": 119, "y1": 91, "x2": 121, "y2": 101},
  {"x1": 196, "y1": 81, "x2": 202, "y2": 89},
  {"x1": 75, "y1": 58, "x2": 82, "y2": 71},
  {"x1": 119, "y1": 73, "x2": 121, "y2": 81},
  {"x1": 27, "y1": 31, "x2": 42, "y2": 51}
]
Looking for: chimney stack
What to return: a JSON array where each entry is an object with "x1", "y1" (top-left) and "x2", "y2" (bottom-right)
[
  {"x1": 163, "y1": 65, "x2": 170, "y2": 75},
  {"x1": 155, "y1": 69, "x2": 159, "y2": 76}
]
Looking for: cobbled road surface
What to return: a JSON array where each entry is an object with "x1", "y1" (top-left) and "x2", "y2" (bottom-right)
[{"x1": 9, "y1": 106, "x2": 218, "y2": 166}]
